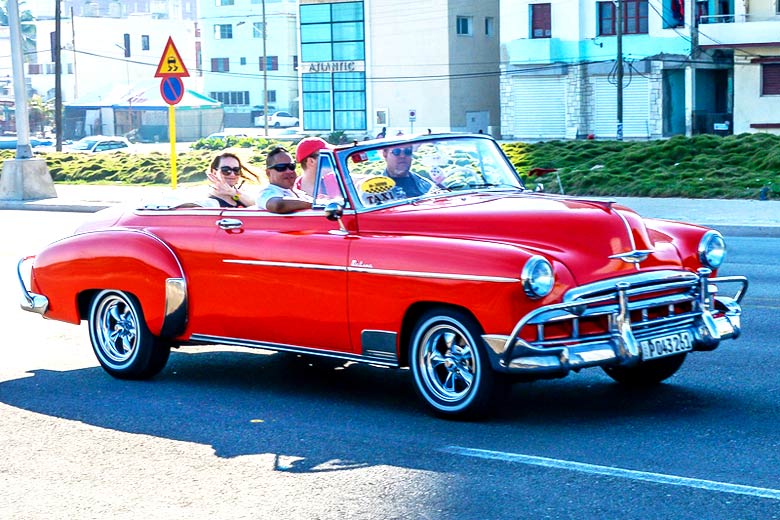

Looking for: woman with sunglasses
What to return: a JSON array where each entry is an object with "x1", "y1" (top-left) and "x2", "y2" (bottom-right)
[{"x1": 206, "y1": 152, "x2": 258, "y2": 208}]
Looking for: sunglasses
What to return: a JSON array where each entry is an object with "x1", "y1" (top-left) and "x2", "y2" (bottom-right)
[
  {"x1": 219, "y1": 166, "x2": 241, "y2": 175},
  {"x1": 390, "y1": 147, "x2": 413, "y2": 157},
  {"x1": 269, "y1": 162, "x2": 297, "y2": 172}
]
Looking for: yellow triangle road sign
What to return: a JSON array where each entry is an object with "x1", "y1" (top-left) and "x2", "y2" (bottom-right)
[{"x1": 155, "y1": 37, "x2": 190, "y2": 78}]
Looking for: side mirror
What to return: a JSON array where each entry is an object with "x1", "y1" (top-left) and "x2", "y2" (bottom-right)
[
  {"x1": 324, "y1": 201, "x2": 344, "y2": 221},
  {"x1": 324, "y1": 202, "x2": 348, "y2": 235}
]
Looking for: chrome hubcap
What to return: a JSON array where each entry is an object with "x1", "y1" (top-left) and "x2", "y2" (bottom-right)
[
  {"x1": 94, "y1": 295, "x2": 139, "y2": 364},
  {"x1": 419, "y1": 324, "x2": 476, "y2": 402}
]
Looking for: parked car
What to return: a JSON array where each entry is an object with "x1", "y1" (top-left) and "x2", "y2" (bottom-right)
[
  {"x1": 67, "y1": 135, "x2": 132, "y2": 153},
  {"x1": 0, "y1": 136, "x2": 54, "y2": 149},
  {"x1": 272, "y1": 127, "x2": 307, "y2": 143},
  {"x1": 205, "y1": 130, "x2": 249, "y2": 141},
  {"x1": 17, "y1": 134, "x2": 747, "y2": 418},
  {"x1": 265, "y1": 111, "x2": 299, "y2": 128}
]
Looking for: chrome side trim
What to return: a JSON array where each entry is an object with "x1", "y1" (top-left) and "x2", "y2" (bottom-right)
[
  {"x1": 17, "y1": 255, "x2": 48, "y2": 315},
  {"x1": 347, "y1": 266, "x2": 518, "y2": 283},
  {"x1": 188, "y1": 334, "x2": 399, "y2": 368},
  {"x1": 160, "y1": 278, "x2": 188, "y2": 338},
  {"x1": 223, "y1": 259, "x2": 519, "y2": 283},
  {"x1": 223, "y1": 259, "x2": 348, "y2": 272}
]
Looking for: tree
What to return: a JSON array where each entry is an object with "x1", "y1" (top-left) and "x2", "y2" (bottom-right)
[
  {"x1": 28, "y1": 94, "x2": 52, "y2": 134},
  {"x1": 0, "y1": 1, "x2": 37, "y2": 62}
]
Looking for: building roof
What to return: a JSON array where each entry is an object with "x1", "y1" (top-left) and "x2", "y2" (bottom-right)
[{"x1": 65, "y1": 80, "x2": 222, "y2": 110}]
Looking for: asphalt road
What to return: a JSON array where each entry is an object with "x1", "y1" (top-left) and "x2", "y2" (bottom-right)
[{"x1": 1, "y1": 211, "x2": 778, "y2": 520}]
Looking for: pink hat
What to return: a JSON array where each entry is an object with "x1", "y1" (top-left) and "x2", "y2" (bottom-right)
[{"x1": 295, "y1": 137, "x2": 332, "y2": 163}]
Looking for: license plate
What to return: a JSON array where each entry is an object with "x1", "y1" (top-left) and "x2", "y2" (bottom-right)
[{"x1": 640, "y1": 331, "x2": 693, "y2": 360}]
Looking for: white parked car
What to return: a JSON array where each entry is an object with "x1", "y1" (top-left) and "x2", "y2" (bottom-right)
[
  {"x1": 266, "y1": 111, "x2": 300, "y2": 128},
  {"x1": 68, "y1": 136, "x2": 132, "y2": 153}
]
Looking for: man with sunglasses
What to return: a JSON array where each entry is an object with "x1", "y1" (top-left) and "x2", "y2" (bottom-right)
[
  {"x1": 381, "y1": 145, "x2": 435, "y2": 198},
  {"x1": 256, "y1": 146, "x2": 313, "y2": 213}
]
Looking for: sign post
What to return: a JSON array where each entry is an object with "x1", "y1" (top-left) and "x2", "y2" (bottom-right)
[
  {"x1": 155, "y1": 37, "x2": 190, "y2": 189},
  {"x1": 409, "y1": 109, "x2": 417, "y2": 134}
]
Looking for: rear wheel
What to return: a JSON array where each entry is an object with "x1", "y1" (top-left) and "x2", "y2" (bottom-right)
[
  {"x1": 88, "y1": 290, "x2": 170, "y2": 379},
  {"x1": 602, "y1": 353, "x2": 687, "y2": 386},
  {"x1": 409, "y1": 309, "x2": 506, "y2": 419}
]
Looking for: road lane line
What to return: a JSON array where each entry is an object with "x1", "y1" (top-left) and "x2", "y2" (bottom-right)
[{"x1": 442, "y1": 446, "x2": 780, "y2": 501}]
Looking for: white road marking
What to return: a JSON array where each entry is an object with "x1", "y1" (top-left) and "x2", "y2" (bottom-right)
[{"x1": 442, "y1": 446, "x2": 780, "y2": 501}]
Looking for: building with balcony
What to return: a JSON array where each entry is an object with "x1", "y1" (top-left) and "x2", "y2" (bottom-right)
[
  {"x1": 697, "y1": 0, "x2": 780, "y2": 134},
  {"x1": 198, "y1": 0, "x2": 299, "y2": 127},
  {"x1": 298, "y1": 0, "x2": 500, "y2": 137},
  {"x1": 499, "y1": 0, "x2": 733, "y2": 139}
]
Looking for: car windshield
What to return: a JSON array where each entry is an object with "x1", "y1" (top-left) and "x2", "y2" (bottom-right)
[
  {"x1": 71, "y1": 139, "x2": 99, "y2": 150},
  {"x1": 344, "y1": 136, "x2": 524, "y2": 208}
]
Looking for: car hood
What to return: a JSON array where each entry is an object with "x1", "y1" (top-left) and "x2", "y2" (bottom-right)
[{"x1": 359, "y1": 191, "x2": 692, "y2": 285}]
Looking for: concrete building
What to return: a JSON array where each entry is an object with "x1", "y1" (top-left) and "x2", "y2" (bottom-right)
[
  {"x1": 697, "y1": 1, "x2": 780, "y2": 135},
  {"x1": 197, "y1": 0, "x2": 299, "y2": 127},
  {"x1": 26, "y1": 15, "x2": 198, "y2": 105},
  {"x1": 499, "y1": 0, "x2": 733, "y2": 140},
  {"x1": 298, "y1": 0, "x2": 500, "y2": 137}
]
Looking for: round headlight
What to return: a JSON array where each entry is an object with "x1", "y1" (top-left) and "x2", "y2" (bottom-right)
[
  {"x1": 698, "y1": 230, "x2": 726, "y2": 268},
  {"x1": 521, "y1": 256, "x2": 555, "y2": 298}
]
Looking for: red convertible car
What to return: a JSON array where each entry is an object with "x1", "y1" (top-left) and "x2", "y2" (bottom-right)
[{"x1": 18, "y1": 134, "x2": 748, "y2": 418}]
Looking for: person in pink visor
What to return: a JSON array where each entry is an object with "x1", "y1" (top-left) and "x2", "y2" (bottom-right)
[{"x1": 294, "y1": 136, "x2": 340, "y2": 197}]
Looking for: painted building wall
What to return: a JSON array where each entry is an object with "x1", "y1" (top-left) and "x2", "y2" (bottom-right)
[{"x1": 198, "y1": 0, "x2": 299, "y2": 127}]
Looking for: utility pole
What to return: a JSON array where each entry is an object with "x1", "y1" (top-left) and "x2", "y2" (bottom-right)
[
  {"x1": 8, "y1": 0, "x2": 31, "y2": 159},
  {"x1": 616, "y1": 0, "x2": 624, "y2": 141},
  {"x1": 0, "y1": 0, "x2": 56, "y2": 201},
  {"x1": 55, "y1": 0, "x2": 62, "y2": 151},
  {"x1": 262, "y1": 0, "x2": 269, "y2": 137}
]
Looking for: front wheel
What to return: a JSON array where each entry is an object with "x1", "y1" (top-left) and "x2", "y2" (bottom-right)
[
  {"x1": 409, "y1": 309, "x2": 506, "y2": 419},
  {"x1": 88, "y1": 290, "x2": 170, "y2": 380},
  {"x1": 602, "y1": 353, "x2": 687, "y2": 386}
]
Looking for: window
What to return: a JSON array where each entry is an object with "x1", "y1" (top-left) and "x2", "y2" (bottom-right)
[
  {"x1": 456, "y1": 16, "x2": 473, "y2": 36},
  {"x1": 240, "y1": 57, "x2": 246, "y2": 66},
  {"x1": 485, "y1": 17, "x2": 495, "y2": 37},
  {"x1": 141, "y1": 35, "x2": 150, "y2": 51},
  {"x1": 217, "y1": 0, "x2": 234, "y2": 5},
  {"x1": 598, "y1": 0, "x2": 648, "y2": 35},
  {"x1": 664, "y1": 0, "x2": 685, "y2": 28},
  {"x1": 299, "y1": 2, "x2": 367, "y2": 131},
  {"x1": 762, "y1": 64, "x2": 780, "y2": 95},
  {"x1": 259, "y1": 56, "x2": 279, "y2": 71},
  {"x1": 531, "y1": 4, "x2": 551, "y2": 38},
  {"x1": 267, "y1": 90, "x2": 277, "y2": 103},
  {"x1": 211, "y1": 58, "x2": 230, "y2": 72},
  {"x1": 210, "y1": 91, "x2": 250, "y2": 105},
  {"x1": 253, "y1": 22, "x2": 264, "y2": 38},
  {"x1": 214, "y1": 24, "x2": 233, "y2": 40},
  {"x1": 300, "y1": 1, "x2": 364, "y2": 62}
]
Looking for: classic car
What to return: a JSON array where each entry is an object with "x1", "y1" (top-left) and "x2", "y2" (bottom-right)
[{"x1": 17, "y1": 133, "x2": 748, "y2": 418}]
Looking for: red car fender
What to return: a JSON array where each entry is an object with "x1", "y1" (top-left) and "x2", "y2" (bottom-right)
[
  {"x1": 31, "y1": 228, "x2": 186, "y2": 336},
  {"x1": 643, "y1": 218, "x2": 715, "y2": 273}
]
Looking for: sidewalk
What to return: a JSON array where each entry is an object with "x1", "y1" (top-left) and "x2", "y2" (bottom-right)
[{"x1": 1, "y1": 183, "x2": 779, "y2": 237}]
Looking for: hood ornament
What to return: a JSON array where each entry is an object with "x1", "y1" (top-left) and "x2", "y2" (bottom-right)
[{"x1": 610, "y1": 249, "x2": 654, "y2": 267}]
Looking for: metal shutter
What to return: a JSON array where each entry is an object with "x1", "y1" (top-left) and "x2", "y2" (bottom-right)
[
  {"x1": 509, "y1": 75, "x2": 567, "y2": 138},
  {"x1": 592, "y1": 75, "x2": 650, "y2": 138}
]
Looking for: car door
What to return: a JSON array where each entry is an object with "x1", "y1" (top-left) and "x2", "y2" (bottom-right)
[{"x1": 203, "y1": 207, "x2": 354, "y2": 353}]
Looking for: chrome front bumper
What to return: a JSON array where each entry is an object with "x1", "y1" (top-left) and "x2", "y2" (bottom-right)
[
  {"x1": 483, "y1": 268, "x2": 748, "y2": 379},
  {"x1": 17, "y1": 255, "x2": 49, "y2": 315}
]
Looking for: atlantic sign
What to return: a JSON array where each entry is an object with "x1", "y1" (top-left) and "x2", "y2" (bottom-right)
[{"x1": 300, "y1": 61, "x2": 365, "y2": 73}]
